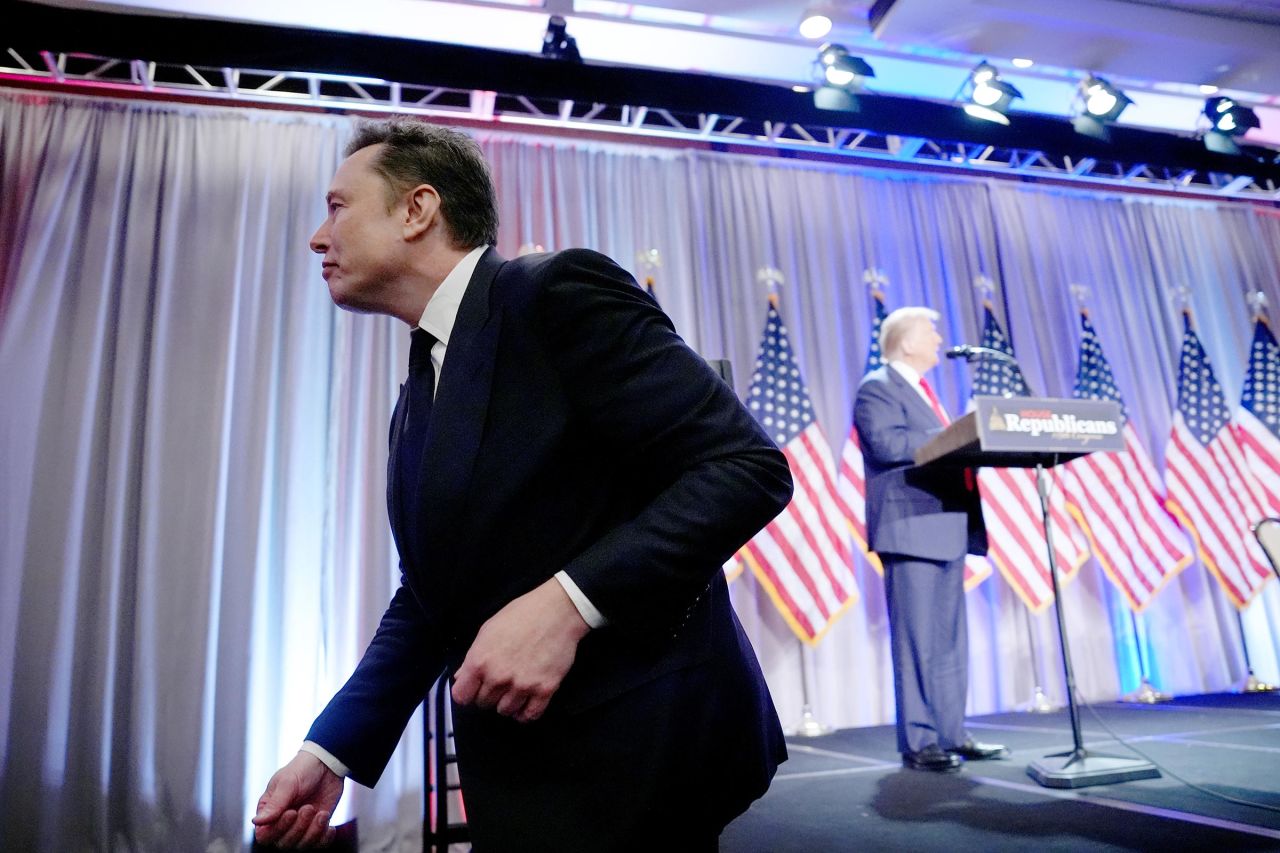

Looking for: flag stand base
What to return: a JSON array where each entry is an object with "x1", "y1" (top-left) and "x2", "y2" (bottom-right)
[
  {"x1": 787, "y1": 704, "x2": 832, "y2": 738},
  {"x1": 1028, "y1": 748, "x2": 1160, "y2": 789},
  {"x1": 1023, "y1": 685, "x2": 1058, "y2": 713},
  {"x1": 1239, "y1": 672, "x2": 1278, "y2": 693},
  {"x1": 1121, "y1": 678, "x2": 1171, "y2": 704}
]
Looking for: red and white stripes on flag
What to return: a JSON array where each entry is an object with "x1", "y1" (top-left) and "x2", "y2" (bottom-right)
[
  {"x1": 1060, "y1": 312, "x2": 1191, "y2": 611},
  {"x1": 975, "y1": 467, "x2": 1089, "y2": 611},
  {"x1": 1165, "y1": 313, "x2": 1274, "y2": 608},
  {"x1": 836, "y1": 290, "x2": 886, "y2": 575},
  {"x1": 969, "y1": 303, "x2": 1089, "y2": 612},
  {"x1": 1236, "y1": 315, "x2": 1280, "y2": 518},
  {"x1": 740, "y1": 300, "x2": 859, "y2": 645},
  {"x1": 837, "y1": 434, "x2": 882, "y2": 573},
  {"x1": 1063, "y1": 423, "x2": 1192, "y2": 610}
]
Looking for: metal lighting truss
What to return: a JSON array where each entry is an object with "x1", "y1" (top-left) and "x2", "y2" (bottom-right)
[{"x1": 3, "y1": 45, "x2": 1278, "y2": 201}]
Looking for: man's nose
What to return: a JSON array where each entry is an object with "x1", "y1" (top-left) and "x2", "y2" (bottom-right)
[{"x1": 309, "y1": 223, "x2": 328, "y2": 254}]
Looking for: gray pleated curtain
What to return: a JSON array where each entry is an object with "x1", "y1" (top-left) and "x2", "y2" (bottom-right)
[{"x1": 3, "y1": 89, "x2": 1279, "y2": 850}]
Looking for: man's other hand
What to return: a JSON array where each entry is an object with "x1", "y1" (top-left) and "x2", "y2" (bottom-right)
[
  {"x1": 452, "y1": 577, "x2": 591, "y2": 723},
  {"x1": 252, "y1": 750, "x2": 344, "y2": 849}
]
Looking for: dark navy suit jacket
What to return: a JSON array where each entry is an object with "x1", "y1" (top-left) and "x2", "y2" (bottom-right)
[
  {"x1": 854, "y1": 364, "x2": 986, "y2": 562},
  {"x1": 306, "y1": 248, "x2": 791, "y2": 840}
]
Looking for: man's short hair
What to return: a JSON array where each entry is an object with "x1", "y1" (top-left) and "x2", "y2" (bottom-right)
[
  {"x1": 880, "y1": 306, "x2": 940, "y2": 359},
  {"x1": 346, "y1": 119, "x2": 499, "y2": 249}
]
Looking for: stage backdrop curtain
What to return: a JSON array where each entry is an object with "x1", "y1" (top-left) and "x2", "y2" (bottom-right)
[{"x1": 3, "y1": 89, "x2": 1280, "y2": 851}]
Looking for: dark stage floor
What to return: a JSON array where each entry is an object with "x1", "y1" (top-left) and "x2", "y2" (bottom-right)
[{"x1": 721, "y1": 692, "x2": 1280, "y2": 852}]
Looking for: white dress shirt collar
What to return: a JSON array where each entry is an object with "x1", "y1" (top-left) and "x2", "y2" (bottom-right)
[
  {"x1": 889, "y1": 359, "x2": 923, "y2": 389},
  {"x1": 416, "y1": 245, "x2": 488, "y2": 343}
]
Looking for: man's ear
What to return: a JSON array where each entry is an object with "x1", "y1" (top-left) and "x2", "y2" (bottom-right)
[{"x1": 403, "y1": 184, "x2": 441, "y2": 240}]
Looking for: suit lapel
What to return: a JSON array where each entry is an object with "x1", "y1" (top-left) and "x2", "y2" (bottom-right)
[
  {"x1": 406, "y1": 248, "x2": 506, "y2": 580},
  {"x1": 886, "y1": 363, "x2": 945, "y2": 427}
]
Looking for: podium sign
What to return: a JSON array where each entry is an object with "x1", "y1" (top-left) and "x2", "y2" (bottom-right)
[{"x1": 915, "y1": 396, "x2": 1124, "y2": 468}]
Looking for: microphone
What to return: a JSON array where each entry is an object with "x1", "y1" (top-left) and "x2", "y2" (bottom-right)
[{"x1": 945, "y1": 344, "x2": 1015, "y2": 363}]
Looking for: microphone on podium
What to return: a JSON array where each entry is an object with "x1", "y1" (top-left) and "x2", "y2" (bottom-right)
[{"x1": 945, "y1": 344, "x2": 1016, "y2": 363}]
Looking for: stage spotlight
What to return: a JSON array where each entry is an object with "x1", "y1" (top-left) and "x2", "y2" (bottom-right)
[
  {"x1": 962, "y1": 61, "x2": 1021, "y2": 125},
  {"x1": 816, "y1": 43, "x2": 874, "y2": 88},
  {"x1": 812, "y1": 43, "x2": 874, "y2": 112},
  {"x1": 799, "y1": 5, "x2": 833, "y2": 39},
  {"x1": 1072, "y1": 75, "x2": 1133, "y2": 140},
  {"x1": 1203, "y1": 96, "x2": 1261, "y2": 154},
  {"x1": 541, "y1": 15, "x2": 582, "y2": 63}
]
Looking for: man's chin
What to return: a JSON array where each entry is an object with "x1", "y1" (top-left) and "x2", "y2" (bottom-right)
[{"x1": 327, "y1": 286, "x2": 378, "y2": 315}]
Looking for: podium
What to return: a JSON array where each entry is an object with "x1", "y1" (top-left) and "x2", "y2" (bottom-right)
[{"x1": 916, "y1": 396, "x2": 1160, "y2": 789}]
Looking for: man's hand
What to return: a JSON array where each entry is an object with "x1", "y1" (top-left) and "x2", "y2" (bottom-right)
[
  {"x1": 252, "y1": 751, "x2": 344, "y2": 849},
  {"x1": 452, "y1": 577, "x2": 591, "y2": 723}
]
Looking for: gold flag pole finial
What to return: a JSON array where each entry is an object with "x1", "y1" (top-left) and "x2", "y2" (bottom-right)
[
  {"x1": 1247, "y1": 289, "x2": 1268, "y2": 321},
  {"x1": 636, "y1": 248, "x2": 662, "y2": 290},
  {"x1": 973, "y1": 273, "x2": 995, "y2": 309},
  {"x1": 863, "y1": 267, "x2": 889, "y2": 301},
  {"x1": 1069, "y1": 283, "x2": 1090, "y2": 316},
  {"x1": 757, "y1": 266, "x2": 785, "y2": 308},
  {"x1": 1171, "y1": 285, "x2": 1193, "y2": 320}
]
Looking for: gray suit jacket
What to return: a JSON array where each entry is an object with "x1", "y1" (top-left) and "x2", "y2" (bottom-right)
[{"x1": 853, "y1": 365, "x2": 986, "y2": 562}]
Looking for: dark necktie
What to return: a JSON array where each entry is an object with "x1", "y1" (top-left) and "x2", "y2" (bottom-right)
[{"x1": 396, "y1": 328, "x2": 437, "y2": 524}]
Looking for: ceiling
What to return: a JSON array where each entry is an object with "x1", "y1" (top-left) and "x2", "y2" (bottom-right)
[{"x1": 26, "y1": 0, "x2": 1280, "y2": 145}]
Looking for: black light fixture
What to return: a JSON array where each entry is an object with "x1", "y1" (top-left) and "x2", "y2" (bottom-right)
[
  {"x1": 812, "y1": 43, "x2": 874, "y2": 111},
  {"x1": 1202, "y1": 95, "x2": 1260, "y2": 154},
  {"x1": 541, "y1": 15, "x2": 582, "y2": 63},
  {"x1": 1072, "y1": 75, "x2": 1133, "y2": 140},
  {"x1": 962, "y1": 61, "x2": 1022, "y2": 125}
]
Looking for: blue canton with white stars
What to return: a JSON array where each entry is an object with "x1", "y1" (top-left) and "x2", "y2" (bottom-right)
[
  {"x1": 1072, "y1": 313, "x2": 1128, "y2": 424},
  {"x1": 1242, "y1": 318, "x2": 1280, "y2": 439},
  {"x1": 748, "y1": 303, "x2": 816, "y2": 447},
  {"x1": 1175, "y1": 317, "x2": 1228, "y2": 446},
  {"x1": 972, "y1": 305, "x2": 1033, "y2": 398},
  {"x1": 864, "y1": 295, "x2": 887, "y2": 376}
]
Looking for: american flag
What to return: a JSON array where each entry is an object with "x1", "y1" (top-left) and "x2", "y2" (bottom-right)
[
  {"x1": 970, "y1": 303, "x2": 1089, "y2": 612},
  {"x1": 1059, "y1": 312, "x2": 1191, "y2": 611},
  {"x1": 835, "y1": 290, "x2": 886, "y2": 575},
  {"x1": 740, "y1": 299, "x2": 860, "y2": 644},
  {"x1": 1165, "y1": 312, "x2": 1274, "y2": 608},
  {"x1": 1236, "y1": 314, "x2": 1280, "y2": 518}
]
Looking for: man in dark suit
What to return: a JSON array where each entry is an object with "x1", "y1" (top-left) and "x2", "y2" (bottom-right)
[
  {"x1": 251, "y1": 119, "x2": 792, "y2": 850},
  {"x1": 853, "y1": 307, "x2": 1007, "y2": 772}
]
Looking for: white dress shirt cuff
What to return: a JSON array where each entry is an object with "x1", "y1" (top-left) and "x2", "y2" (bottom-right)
[
  {"x1": 301, "y1": 741, "x2": 349, "y2": 779},
  {"x1": 554, "y1": 570, "x2": 607, "y2": 628}
]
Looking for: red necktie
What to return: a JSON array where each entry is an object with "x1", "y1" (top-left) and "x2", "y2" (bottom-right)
[
  {"x1": 920, "y1": 376, "x2": 975, "y2": 490},
  {"x1": 918, "y1": 377, "x2": 950, "y2": 426}
]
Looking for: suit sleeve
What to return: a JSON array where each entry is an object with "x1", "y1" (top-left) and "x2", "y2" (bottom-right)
[
  {"x1": 305, "y1": 394, "x2": 445, "y2": 787},
  {"x1": 535, "y1": 250, "x2": 793, "y2": 634},
  {"x1": 853, "y1": 377, "x2": 935, "y2": 467},
  {"x1": 304, "y1": 578, "x2": 445, "y2": 787}
]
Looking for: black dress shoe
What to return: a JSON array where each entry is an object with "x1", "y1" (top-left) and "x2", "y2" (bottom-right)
[
  {"x1": 946, "y1": 739, "x2": 1010, "y2": 760},
  {"x1": 902, "y1": 743, "x2": 963, "y2": 771}
]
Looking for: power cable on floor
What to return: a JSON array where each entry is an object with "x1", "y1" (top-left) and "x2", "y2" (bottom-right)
[{"x1": 1074, "y1": 690, "x2": 1280, "y2": 815}]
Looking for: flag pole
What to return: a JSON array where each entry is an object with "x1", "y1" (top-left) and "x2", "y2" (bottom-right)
[
  {"x1": 788, "y1": 640, "x2": 832, "y2": 737},
  {"x1": 1121, "y1": 609, "x2": 1170, "y2": 703},
  {"x1": 1235, "y1": 608, "x2": 1278, "y2": 693},
  {"x1": 1021, "y1": 602, "x2": 1057, "y2": 713}
]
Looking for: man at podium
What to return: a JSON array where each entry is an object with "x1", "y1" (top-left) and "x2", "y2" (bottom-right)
[{"x1": 854, "y1": 306, "x2": 1008, "y2": 772}]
